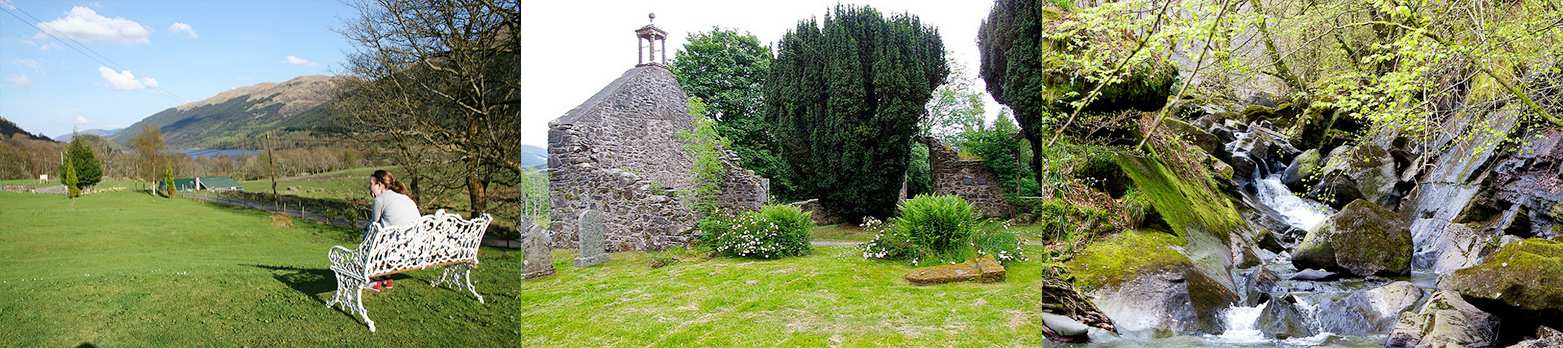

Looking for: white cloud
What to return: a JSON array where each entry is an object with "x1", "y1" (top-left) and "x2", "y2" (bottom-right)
[
  {"x1": 96, "y1": 66, "x2": 158, "y2": 90},
  {"x1": 20, "y1": 39, "x2": 60, "y2": 51},
  {"x1": 0, "y1": 0, "x2": 15, "y2": 11},
  {"x1": 35, "y1": 6, "x2": 151, "y2": 44},
  {"x1": 168, "y1": 22, "x2": 198, "y2": 39},
  {"x1": 284, "y1": 55, "x2": 318, "y2": 67},
  {"x1": 73, "y1": 115, "x2": 90, "y2": 125},
  {"x1": 7, "y1": 74, "x2": 30, "y2": 87},
  {"x1": 14, "y1": 59, "x2": 39, "y2": 69}
]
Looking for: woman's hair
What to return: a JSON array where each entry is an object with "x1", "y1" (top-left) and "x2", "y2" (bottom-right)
[{"x1": 370, "y1": 169, "x2": 410, "y2": 197}]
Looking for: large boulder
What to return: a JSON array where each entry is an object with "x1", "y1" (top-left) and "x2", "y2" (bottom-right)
[
  {"x1": 1281, "y1": 148, "x2": 1322, "y2": 191},
  {"x1": 1315, "y1": 143, "x2": 1400, "y2": 208},
  {"x1": 1292, "y1": 200, "x2": 1413, "y2": 277},
  {"x1": 1258, "y1": 293, "x2": 1313, "y2": 339},
  {"x1": 1065, "y1": 231, "x2": 1237, "y2": 335},
  {"x1": 1443, "y1": 238, "x2": 1563, "y2": 313},
  {"x1": 1386, "y1": 290, "x2": 1500, "y2": 348},
  {"x1": 1311, "y1": 281, "x2": 1421, "y2": 335}
]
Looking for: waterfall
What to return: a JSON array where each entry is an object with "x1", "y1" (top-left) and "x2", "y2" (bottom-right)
[{"x1": 1253, "y1": 175, "x2": 1334, "y2": 233}]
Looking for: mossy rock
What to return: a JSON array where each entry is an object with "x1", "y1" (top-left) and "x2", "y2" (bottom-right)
[
  {"x1": 1281, "y1": 148, "x2": 1322, "y2": 191},
  {"x1": 1292, "y1": 199, "x2": 1412, "y2": 277},
  {"x1": 1115, "y1": 153, "x2": 1243, "y2": 240},
  {"x1": 1445, "y1": 238, "x2": 1563, "y2": 313},
  {"x1": 1163, "y1": 118, "x2": 1222, "y2": 155},
  {"x1": 1065, "y1": 230, "x2": 1189, "y2": 291}
]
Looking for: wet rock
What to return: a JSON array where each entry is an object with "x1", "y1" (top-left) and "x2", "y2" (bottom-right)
[
  {"x1": 1242, "y1": 267, "x2": 1280, "y2": 306},
  {"x1": 1290, "y1": 269, "x2": 1338, "y2": 281},
  {"x1": 1386, "y1": 290, "x2": 1499, "y2": 348},
  {"x1": 1444, "y1": 239, "x2": 1563, "y2": 313},
  {"x1": 1041, "y1": 312, "x2": 1092, "y2": 338},
  {"x1": 1314, "y1": 281, "x2": 1421, "y2": 335},
  {"x1": 1490, "y1": 129, "x2": 1563, "y2": 238},
  {"x1": 1419, "y1": 222, "x2": 1498, "y2": 274},
  {"x1": 1315, "y1": 143, "x2": 1399, "y2": 208},
  {"x1": 1258, "y1": 293, "x2": 1314, "y2": 339},
  {"x1": 1508, "y1": 325, "x2": 1563, "y2": 348},
  {"x1": 1257, "y1": 229, "x2": 1287, "y2": 253},
  {"x1": 1091, "y1": 268, "x2": 1238, "y2": 335},
  {"x1": 1282, "y1": 148, "x2": 1322, "y2": 192},
  {"x1": 1292, "y1": 200, "x2": 1413, "y2": 277},
  {"x1": 904, "y1": 256, "x2": 1005, "y2": 285}
]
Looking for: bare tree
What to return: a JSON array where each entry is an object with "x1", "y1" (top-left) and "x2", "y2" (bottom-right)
[{"x1": 338, "y1": 0, "x2": 520, "y2": 217}]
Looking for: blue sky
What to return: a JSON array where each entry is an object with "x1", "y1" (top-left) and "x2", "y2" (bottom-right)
[{"x1": 0, "y1": 0, "x2": 354, "y2": 138}]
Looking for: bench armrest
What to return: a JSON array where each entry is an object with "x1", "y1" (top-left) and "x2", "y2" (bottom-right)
[{"x1": 328, "y1": 245, "x2": 365, "y2": 280}]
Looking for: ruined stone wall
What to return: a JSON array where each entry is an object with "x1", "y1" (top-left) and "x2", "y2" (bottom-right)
[
  {"x1": 716, "y1": 149, "x2": 768, "y2": 214},
  {"x1": 921, "y1": 138, "x2": 1014, "y2": 218}
]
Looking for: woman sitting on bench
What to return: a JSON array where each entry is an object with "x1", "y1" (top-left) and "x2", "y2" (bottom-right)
[{"x1": 365, "y1": 169, "x2": 419, "y2": 290}]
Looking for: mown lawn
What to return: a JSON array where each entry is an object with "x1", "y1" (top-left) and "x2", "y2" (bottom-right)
[
  {"x1": 521, "y1": 245, "x2": 1045, "y2": 347},
  {"x1": 0, "y1": 190, "x2": 520, "y2": 347}
]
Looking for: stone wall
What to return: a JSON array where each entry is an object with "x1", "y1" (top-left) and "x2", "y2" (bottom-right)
[
  {"x1": 548, "y1": 65, "x2": 769, "y2": 251},
  {"x1": 919, "y1": 137, "x2": 1014, "y2": 218},
  {"x1": 716, "y1": 149, "x2": 768, "y2": 214}
]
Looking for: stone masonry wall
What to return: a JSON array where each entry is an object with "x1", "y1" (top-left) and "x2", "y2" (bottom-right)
[
  {"x1": 548, "y1": 66, "x2": 769, "y2": 251},
  {"x1": 920, "y1": 137, "x2": 1015, "y2": 218}
]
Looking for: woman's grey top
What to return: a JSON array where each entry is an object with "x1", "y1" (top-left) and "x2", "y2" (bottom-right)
[{"x1": 366, "y1": 190, "x2": 421, "y2": 234}]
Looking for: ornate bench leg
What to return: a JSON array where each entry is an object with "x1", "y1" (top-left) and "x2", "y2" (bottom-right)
[
  {"x1": 356, "y1": 287, "x2": 376, "y2": 332},
  {"x1": 434, "y1": 264, "x2": 483, "y2": 304}
]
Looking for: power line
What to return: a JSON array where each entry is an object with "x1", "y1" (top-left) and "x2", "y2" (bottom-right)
[{"x1": 1, "y1": 5, "x2": 187, "y2": 102}]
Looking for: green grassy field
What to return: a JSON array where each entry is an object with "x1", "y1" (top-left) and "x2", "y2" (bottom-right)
[
  {"x1": 240, "y1": 167, "x2": 383, "y2": 202},
  {"x1": 521, "y1": 245, "x2": 1044, "y2": 347},
  {"x1": 0, "y1": 190, "x2": 520, "y2": 346}
]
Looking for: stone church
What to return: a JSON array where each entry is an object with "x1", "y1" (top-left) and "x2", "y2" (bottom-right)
[{"x1": 548, "y1": 14, "x2": 767, "y2": 252}]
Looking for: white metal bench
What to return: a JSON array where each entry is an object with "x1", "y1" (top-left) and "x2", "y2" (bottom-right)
[{"x1": 326, "y1": 209, "x2": 492, "y2": 332}]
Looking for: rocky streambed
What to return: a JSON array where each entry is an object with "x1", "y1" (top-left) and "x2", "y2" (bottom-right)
[{"x1": 1046, "y1": 109, "x2": 1562, "y2": 347}]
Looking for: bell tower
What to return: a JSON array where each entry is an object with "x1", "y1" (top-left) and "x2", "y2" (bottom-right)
[{"x1": 635, "y1": 13, "x2": 668, "y2": 66}]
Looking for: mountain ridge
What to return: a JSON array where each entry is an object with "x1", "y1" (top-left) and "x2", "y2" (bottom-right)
[{"x1": 112, "y1": 75, "x2": 352, "y2": 149}]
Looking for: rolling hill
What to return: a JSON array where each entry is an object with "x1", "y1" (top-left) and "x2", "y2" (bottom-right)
[
  {"x1": 0, "y1": 117, "x2": 54, "y2": 143},
  {"x1": 522, "y1": 144, "x2": 546, "y2": 169},
  {"x1": 112, "y1": 75, "x2": 351, "y2": 149},
  {"x1": 54, "y1": 128, "x2": 120, "y2": 143}
]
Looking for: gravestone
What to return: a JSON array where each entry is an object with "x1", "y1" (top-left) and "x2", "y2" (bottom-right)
[
  {"x1": 521, "y1": 221, "x2": 555, "y2": 279},
  {"x1": 573, "y1": 209, "x2": 609, "y2": 267}
]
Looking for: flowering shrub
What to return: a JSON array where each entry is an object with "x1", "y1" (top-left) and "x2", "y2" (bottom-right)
[
  {"x1": 699, "y1": 204, "x2": 812, "y2": 259},
  {"x1": 862, "y1": 195, "x2": 1026, "y2": 265}
]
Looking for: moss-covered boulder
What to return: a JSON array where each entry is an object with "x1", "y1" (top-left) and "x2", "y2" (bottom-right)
[
  {"x1": 1282, "y1": 148, "x2": 1322, "y2": 192},
  {"x1": 1315, "y1": 143, "x2": 1399, "y2": 208},
  {"x1": 1292, "y1": 199, "x2": 1412, "y2": 277},
  {"x1": 1066, "y1": 230, "x2": 1238, "y2": 335},
  {"x1": 1444, "y1": 238, "x2": 1563, "y2": 313}
]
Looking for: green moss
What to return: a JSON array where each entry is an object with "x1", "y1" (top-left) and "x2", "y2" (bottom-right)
[
  {"x1": 1064, "y1": 229, "x2": 1189, "y2": 291},
  {"x1": 1115, "y1": 153, "x2": 1243, "y2": 240},
  {"x1": 1550, "y1": 201, "x2": 1563, "y2": 221},
  {"x1": 1447, "y1": 238, "x2": 1563, "y2": 312}
]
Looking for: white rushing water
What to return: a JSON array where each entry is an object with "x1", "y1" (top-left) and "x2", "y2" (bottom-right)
[
  {"x1": 1213, "y1": 302, "x2": 1268, "y2": 344},
  {"x1": 1253, "y1": 175, "x2": 1335, "y2": 232}
]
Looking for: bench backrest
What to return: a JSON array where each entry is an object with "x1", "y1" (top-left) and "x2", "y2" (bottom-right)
[{"x1": 360, "y1": 209, "x2": 492, "y2": 277}]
